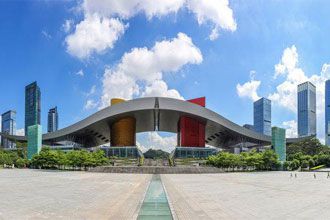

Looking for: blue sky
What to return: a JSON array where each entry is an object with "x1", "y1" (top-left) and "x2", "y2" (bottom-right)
[{"x1": 1, "y1": 0, "x2": 330, "y2": 149}]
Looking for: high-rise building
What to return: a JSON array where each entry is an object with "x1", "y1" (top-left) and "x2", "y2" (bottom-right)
[
  {"x1": 1, "y1": 110, "x2": 16, "y2": 149},
  {"x1": 297, "y1": 81, "x2": 316, "y2": 137},
  {"x1": 48, "y1": 107, "x2": 58, "y2": 133},
  {"x1": 325, "y1": 80, "x2": 330, "y2": 145},
  {"x1": 25, "y1": 82, "x2": 41, "y2": 134},
  {"x1": 253, "y1": 97, "x2": 271, "y2": 136}
]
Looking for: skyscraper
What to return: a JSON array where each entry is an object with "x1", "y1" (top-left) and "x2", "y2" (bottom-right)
[
  {"x1": 297, "y1": 81, "x2": 316, "y2": 137},
  {"x1": 325, "y1": 80, "x2": 330, "y2": 145},
  {"x1": 1, "y1": 110, "x2": 16, "y2": 149},
  {"x1": 48, "y1": 107, "x2": 58, "y2": 133},
  {"x1": 254, "y1": 97, "x2": 271, "y2": 136},
  {"x1": 25, "y1": 82, "x2": 41, "y2": 134}
]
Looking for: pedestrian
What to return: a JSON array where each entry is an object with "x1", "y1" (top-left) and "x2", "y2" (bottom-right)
[
  {"x1": 314, "y1": 173, "x2": 316, "y2": 179},
  {"x1": 290, "y1": 173, "x2": 293, "y2": 178},
  {"x1": 327, "y1": 172, "x2": 330, "y2": 179},
  {"x1": 295, "y1": 173, "x2": 297, "y2": 178}
]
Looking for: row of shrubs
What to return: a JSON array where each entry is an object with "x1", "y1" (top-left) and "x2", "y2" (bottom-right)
[
  {"x1": 30, "y1": 147, "x2": 109, "y2": 170},
  {"x1": 284, "y1": 152, "x2": 330, "y2": 170},
  {"x1": 206, "y1": 150, "x2": 280, "y2": 171},
  {"x1": 1, "y1": 147, "x2": 110, "y2": 170}
]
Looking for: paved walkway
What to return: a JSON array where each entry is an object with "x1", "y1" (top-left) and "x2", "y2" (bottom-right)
[
  {"x1": 0, "y1": 169, "x2": 150, "y2": 220},
  {"x1": 162, "y1": 172, "x2": 330, "y2": 219},
  {"x1": 1, "y1": 170, "x2": 330, "y2": 219}
]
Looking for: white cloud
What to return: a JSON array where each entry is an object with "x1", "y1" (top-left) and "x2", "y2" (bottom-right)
[
  {"x1": 62, "y1": 19, "x2": 74, "y2": 33},
  {"x1": 86, "y1": 85, "x2": 96, "y2": 96},
  {"x1": 100, "y1": 32, "x2": 202, "y2": 108},
  {"x1": 236, "y1": 79, "x2": 261, "y2": 101},
  {"x1": 83, "y1": 0, "x2": 185, "y2": 20},
  {"x1": 282, "y1": 120, "x2": 297, "y2": 138},
  {"x1": 65, "y1": 14, "x2": 127, "y2": 59},
  {"x1": 16, "y1": 128, "x2": 25, "y2": 136},
  {"x1": 75, "y1": 69, "x2": 84, "y2": 77},
  {"x1": 41, "y1": 30, "x2": 52, "y2": 39},
  {"x1": 142, "y1": 80, "x2": 183, "y2": 100},
  {"x1": 138, "y1": 132, "x2": 177, "y2": 153},
  {"x1": 64, "y1": 0, "x2": 236, "y2": 58},
  {"x1": 187, "y1": 0, "x2": 237, "y2": 40},
  {"x1": 84, "y1": 99, "x2": 98, "y2": 110}
]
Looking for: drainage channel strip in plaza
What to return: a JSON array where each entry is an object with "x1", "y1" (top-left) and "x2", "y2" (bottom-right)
[{"x1": 137, "y1": 174, "x2": 173, "y2": 220}]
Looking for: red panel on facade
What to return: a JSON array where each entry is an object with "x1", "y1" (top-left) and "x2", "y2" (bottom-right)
[
  {"x1": 178, "y1": 97, "x2": 206, "y2": 147},
  {"x1": 187, "y1": 97, "x2": 205, "y2": 107}
]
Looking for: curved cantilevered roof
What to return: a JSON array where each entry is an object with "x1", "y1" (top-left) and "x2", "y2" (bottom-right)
[{"x1": 0, "y1": 97, "x2": 307, "y2": 148}]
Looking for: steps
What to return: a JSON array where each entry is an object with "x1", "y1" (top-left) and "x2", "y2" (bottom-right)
[{"x1": 88, "y1": 166, "x2": 223, "y2": 174}]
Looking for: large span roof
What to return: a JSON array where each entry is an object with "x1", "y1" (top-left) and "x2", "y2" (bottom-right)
[{"x1": 0, "y1": 97, "x2": 307, "y2": 148}]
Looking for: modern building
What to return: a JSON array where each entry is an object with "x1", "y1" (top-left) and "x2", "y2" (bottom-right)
[
  {"x1": 47, "y1": 107, "x2": 58, "y2": 133},
  {"x1": 297, "y1": 82, "x2": 316, "y2": 137},
  {"x1": 27, "y1": 124, "x2": 42, "y2": 160},
  {"x1": 325, "y1": 80, "x2": 330, "y2": 145},
  {"x1": 254, "y1": 97, "x2": 271, "y2": 136},
  {"x1": 1, "y1": 110, "x2": 16, "y2": 149},
  {"x1": 1, "y1": 97, "x2": 307, "y2": 153},
  {"x1": 272, "y1": 127, "x2": 286, "y2": 162},
  {"x1": 25, "y1": 82, "x2": 41, "y2": 134}
]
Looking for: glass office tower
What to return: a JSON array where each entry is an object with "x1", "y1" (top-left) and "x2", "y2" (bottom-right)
[
  {"x1": 325, "y1": 80, "x2": 330, "y2": 146},
  {"x1": 25, "y1": 82, "x2": 41, "y2": 134},
  {"x1": 272, "y1": 127, "x2": 286, "y2": 162},
  {"x1": 254, "y1": 97, "x2": 271, "y2": 136},
  {"x1": 47, "y1": 107, "x2": 58, "y2": 133},
  {"x1": 297, "y1": 82, "x2": 316, "y2": 137},
  {"x1": 1, "y1": 110, "x2": 16, "y2": 149}
]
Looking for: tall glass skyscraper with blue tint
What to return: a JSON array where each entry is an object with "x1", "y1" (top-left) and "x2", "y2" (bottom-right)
[
  {"x1": 297, "y1": 82, "x2": 316, "y2": 137},
  {"x1": 1, "y1": 110, "x2": 16, "y2": 149},
  {"x1": 25, "y1": 82, "x2": 41, "y2": 134},
  {"x1": 325, "y1": 80, "x2": 330, "y2": 145},
  {"x1": 254, "y1": 97, "x2": 271, "y2": 136}
]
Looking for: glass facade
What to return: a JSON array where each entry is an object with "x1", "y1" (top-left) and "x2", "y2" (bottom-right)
[
  {"x1": 271, "y1": 127, "x2": 286, "y2": 161},
  {"x1": 1, "y1": 110, "x2": 16, "y2": 149},
  {"x1": 254, "y1": 97, "x2": 271, "y2": 136},
  {"x1": 47, "y1": 107, "x2": 58, "y2": 133},
  {"x1": 25, "y1": 82, "x2": 41, "y2": 134},
  {"x1": 297, "y1": 82, "x2": 316, "y2": 137},
  {"x1": 174, "y1": 147, "x2": 217, "y2": 158},
  {"x1": 101, "y1": 146, "x2": 143, "y2": 158},
  {"x1": 325, "y1": 80, "x2": 330, "y2": 146},
  {"x1": 27, "y1": 124, "x2": 42, "y2": 160}
]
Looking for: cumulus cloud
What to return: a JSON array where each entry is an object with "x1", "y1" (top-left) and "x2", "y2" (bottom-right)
[
  {"x1": 187, "y1": 0, "x2": 237, "y2": 40},
  {"x1": 100, "y1": 32, "x2": 202, "y2": 108},
  {"x1": 282, "y1": 120, "x2": 297, "y2": 138},
  {"x1": 65, "y1": 14, "x2": 127, "y2": 59},
  {"x1": 236, "y1": 78, "x2": 261, "y2": 101},
  {"x1": 64, "y1": 0, "x2": 236, "y2": 59},
  {"x1": 138, "y1": 132, "x2": 177, "y2": 152},
  {"x1": 83, "y1": 0, "x2": 185, "y2": 20}
]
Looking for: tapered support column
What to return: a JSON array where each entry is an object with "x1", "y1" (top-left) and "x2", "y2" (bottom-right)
[{"x1": 110, "y1": 98, "x2": 136, "y2": 146}]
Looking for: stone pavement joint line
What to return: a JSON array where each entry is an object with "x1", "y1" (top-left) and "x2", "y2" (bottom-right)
[{"x1": 137, "y1": 174, "x2": 173, "y2": 220}]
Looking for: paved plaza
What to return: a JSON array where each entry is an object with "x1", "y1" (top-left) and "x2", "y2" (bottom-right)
[{"x1": 0, "y1": 170, "x2": 330, "y2": 219}]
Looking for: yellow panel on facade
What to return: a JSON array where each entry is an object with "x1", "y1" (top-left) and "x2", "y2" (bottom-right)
[
  {"x1": 111, "y1": 98, "x2": 125, "y2": 106},
  {"x1": 111, "y1": 117, "x2": 136, "y2": 146}
]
